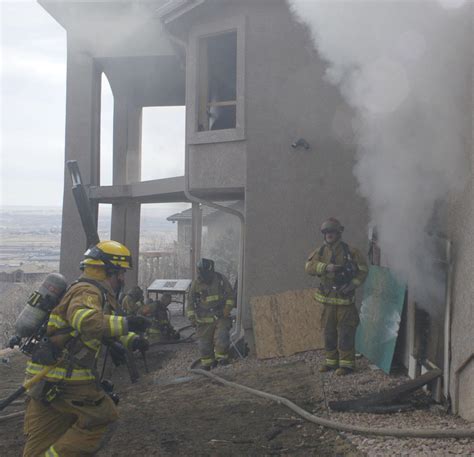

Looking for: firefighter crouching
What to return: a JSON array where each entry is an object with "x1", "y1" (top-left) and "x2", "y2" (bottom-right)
[
  {"x1": 23, "y1": 241, "x2": 150, "y2": 457},
  {"x1": 140, "y1": 293, "x2": 180, "y2": 342},
  {"x1": 187, "y1": 258, "x2": 235, "y2": 370},
  {"x1": 120, "y1": 286, "x2": 144, "y2": 316},
  {"x1": 305, "y1": 218, "x2": 368, "y2": 376}
]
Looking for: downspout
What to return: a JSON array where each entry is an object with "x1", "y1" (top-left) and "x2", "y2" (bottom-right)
[
  {"x1": 184, "y1": 144, "x2": 245, "y2": 342},
  {"x1": 443, "y1": 240, "x2": 452, "y2": 404}
]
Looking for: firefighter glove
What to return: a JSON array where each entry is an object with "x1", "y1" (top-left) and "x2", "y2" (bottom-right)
[
  {"x1": 127, "y1": 316, "x2": 151, "y2": 333},
  {"x1": 131, "y1": 336, "x2": 149, "y2": 352},
  {"x1": 339, "y1": 282, "x2": 356, "y2": 295},
  {"x1": 109, "y1": 341, "x2": 127, "y2": 367},
  {"x1": 326, "y1": 264, "x2": 343, "y2": 273}
]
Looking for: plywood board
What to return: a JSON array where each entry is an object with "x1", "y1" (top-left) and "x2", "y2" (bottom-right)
[{"x1": 250, "y1": 288, "x2": 324, "y2": 359}]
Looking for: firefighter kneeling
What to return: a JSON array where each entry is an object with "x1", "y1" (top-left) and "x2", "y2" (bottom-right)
[
  {"x1": 187, "y1": 259, "x2": 235, "y2": 370},
  {"x1": 23, "y1": 241, "x2": 150, "y2": 457},
  {"x1": 140, "y1": 293, "x2": 180, "y2": 342}
]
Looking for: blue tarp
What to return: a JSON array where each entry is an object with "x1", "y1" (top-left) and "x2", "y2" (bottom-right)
[{"x1": 355, "y1": 266, "x2": 407, "y2": 374}]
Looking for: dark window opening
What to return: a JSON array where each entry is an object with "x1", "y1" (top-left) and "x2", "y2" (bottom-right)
[{"x1": 197, "y1": 31, "x2": 237, "y2": 132}]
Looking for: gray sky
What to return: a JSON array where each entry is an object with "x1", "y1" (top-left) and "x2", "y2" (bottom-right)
[{"x1": 1, "y1": 0, "x2": 186, "y2": 208}]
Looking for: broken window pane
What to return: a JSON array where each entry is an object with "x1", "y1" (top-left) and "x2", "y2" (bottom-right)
[{"x1": 197, "y1": 31, "x2": 237, "y2": 132}]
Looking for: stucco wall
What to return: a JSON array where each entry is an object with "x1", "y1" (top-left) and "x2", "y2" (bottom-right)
[
  {"x1": 446, "y1": 11, "x2": 474, "y2": 420},
  {"x1": 241, "y1": 2, "x2": 369, "y2": 333},
  {"x1": 189, "y1": 142, "x2": 246, "y2": 189}
]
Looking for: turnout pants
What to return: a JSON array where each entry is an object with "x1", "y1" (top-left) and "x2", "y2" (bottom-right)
[
  {"x1": 23, "y1": 383, "x2": 119, "y2": 457},
  {"x1": 321, "y1": 303, "x2": 359, "y2": 370},
  {"x1": 196, "y1": 317, "x2": 232, "y2": 366}
]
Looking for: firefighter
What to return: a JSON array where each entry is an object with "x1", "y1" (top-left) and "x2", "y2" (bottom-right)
[
  {"x1": 23, "y1": 241, "x2": 150, "y2": 457},
  {"x1": 120, "y1": 286, "x2": 144, "y2": 316},
  {"x1": 187, "y1": 258, "x2": 235, "y2": 370},
  {"x1": 305, "y1": 218, "x2": 368, "y2": 376},
  {"x1": 141, "y1": 293, "x2": 180, "y2": 342}
]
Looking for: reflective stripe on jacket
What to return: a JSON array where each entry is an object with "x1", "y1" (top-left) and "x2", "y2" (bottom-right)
[
  {"x1": 26, "y1": 273, "x2": 136, "y2": 384},
  {"x1": 305, "y1": 240, "x2": 368, "y2": 306},
  {"x1": 187, "y1": 272, "x2": 235, "y2": 321}
]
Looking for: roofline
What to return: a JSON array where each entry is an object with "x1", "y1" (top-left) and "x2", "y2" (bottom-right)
[{"x1": 156, "y1": 0, "x2": 206, "y2": 25}]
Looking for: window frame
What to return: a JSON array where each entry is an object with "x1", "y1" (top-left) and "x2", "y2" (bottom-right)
[{"x1": 187, "y1": 15, "x2": 246, "y2": 145}]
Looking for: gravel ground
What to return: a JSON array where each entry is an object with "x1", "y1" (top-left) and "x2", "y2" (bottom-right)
[{"x1": 158, "y1": 307, "x2": 474, "y2": 456}]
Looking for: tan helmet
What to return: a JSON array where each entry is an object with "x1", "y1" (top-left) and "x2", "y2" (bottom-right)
[{"x1": 320, "y1": 218, "x2": 344, "y2": 234}]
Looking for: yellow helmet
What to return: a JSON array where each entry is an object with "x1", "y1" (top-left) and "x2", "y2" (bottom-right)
[{"x1": 81, "y1": 241, "x2": 133, "y2": 270}]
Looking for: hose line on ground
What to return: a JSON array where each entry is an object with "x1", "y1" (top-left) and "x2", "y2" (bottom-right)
[
  {"x1": 0, "y1": 411, "x2": 24, "y2": 423},
  {"x1": 190, "y1": 368, "x2": 474, "y2": 439}
]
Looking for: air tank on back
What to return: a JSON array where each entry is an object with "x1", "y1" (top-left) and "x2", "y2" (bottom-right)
[{"x1": 14, "y1": 273, "x2": 68, "y2": 338}]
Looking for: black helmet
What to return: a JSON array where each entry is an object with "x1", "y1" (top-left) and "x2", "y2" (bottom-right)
[{"x1": 197, "y1": 258, "x2": 215, "y2": 282}]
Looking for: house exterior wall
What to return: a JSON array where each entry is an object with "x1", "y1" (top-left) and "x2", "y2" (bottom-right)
[
  {"x1": 185, "y1": 10, "x2": 247, "y2": 191},
  {"x1": 446, "y1": 10, "x2": 474, "y2": 421},
  {"x1": 241, "y1": 2, "x2": 369, "y2": 335},
  {"x1": 181, "y1": 0, "x2": 369, "y2": 343}
]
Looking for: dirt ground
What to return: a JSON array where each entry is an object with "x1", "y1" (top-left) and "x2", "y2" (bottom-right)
[
  {"x1": 1, "y1": 318, "x2": 473, "y2": 457},
  {"x1": 0, "y1": 344, "x2": 362, "y2": 457},
  {"x1": 100, "y1": 360, "x2": 363, "y2": 457}
]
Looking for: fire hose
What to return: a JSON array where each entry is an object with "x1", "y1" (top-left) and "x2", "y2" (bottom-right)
[{"x1": 190, "y1": 368, "x2": 474, "y2": 439}]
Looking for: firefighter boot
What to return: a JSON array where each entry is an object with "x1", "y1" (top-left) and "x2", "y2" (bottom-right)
[
  {"x1": 319, "y1": 365, "x2": 337, "y2": 373},
  {"x1": 335, "y1": 367, "x2": 353, "y2": 376}
]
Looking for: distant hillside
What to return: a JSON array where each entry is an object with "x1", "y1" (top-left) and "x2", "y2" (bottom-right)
[{"x1": 0, "y1": 203, "x2": 190, "y2": 235}]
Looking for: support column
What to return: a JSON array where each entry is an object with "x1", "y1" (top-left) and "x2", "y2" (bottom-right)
[
  {"x1": 111, "y1": 202, "x2": 141, "y2": 287},
  {"x1": 191, "y1": 203, "x2": 202, "y2": 280},
  {"x1": 60, "y1": 42, "x2": 101, "y2": 283},
  {"x1": 111, "y1": 96, "x2": 142, "y2": 288}
]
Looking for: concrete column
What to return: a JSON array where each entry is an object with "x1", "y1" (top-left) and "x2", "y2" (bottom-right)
[
  {"x1": 111, "y1": 97, "x2": 142, "y2": 288},
  {"x1": 191, "y1": 203, "x2": 202, "y2": 280},
  {"x1": 111, "y1": 201, "x2": 141, "y2": 289},
  {"x1": 60, "y1": 42, "x2": 101, "y2": 283}
]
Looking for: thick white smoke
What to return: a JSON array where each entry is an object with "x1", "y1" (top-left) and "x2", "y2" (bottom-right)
[{"x1": 289, "y1": 0, "x2": 471, "y2": 302}]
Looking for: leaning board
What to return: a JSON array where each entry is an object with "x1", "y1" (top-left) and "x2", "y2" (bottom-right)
[
  {"x1": 356, "y1": 266, "x2": 407, "y2": 374},
  {"x1": 251, "y1": 289, "x2": 324, "y2": 359}
]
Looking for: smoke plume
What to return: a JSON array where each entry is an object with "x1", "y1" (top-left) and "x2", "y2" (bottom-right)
[{"x1": 289, "y1": 0, "x2": 471, "y2": 302}]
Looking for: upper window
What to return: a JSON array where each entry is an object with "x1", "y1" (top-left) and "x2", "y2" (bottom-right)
[{"x1": 197, "y1": 31, "x2": 237, "y2": 132}]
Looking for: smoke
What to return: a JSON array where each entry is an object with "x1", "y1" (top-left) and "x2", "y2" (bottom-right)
[{"x1": 289, "y1": 0, "x2": 471, "y2": 302}]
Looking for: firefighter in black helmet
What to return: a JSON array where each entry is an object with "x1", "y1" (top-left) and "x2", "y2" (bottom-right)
[{"x1": 187, "y1": 258, "x2": 235, "y2": 370}]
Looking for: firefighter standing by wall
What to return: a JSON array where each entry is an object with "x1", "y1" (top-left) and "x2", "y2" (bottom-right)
[
  {"x1": 305, "y1": 218, "x2": 368, "y2": 376},
  {"x1": 187, "y1": 258, "x2": 235, "y2": 370},
  {"x1": 22, "y1": 241, "x2": 150, "y2": 457}
]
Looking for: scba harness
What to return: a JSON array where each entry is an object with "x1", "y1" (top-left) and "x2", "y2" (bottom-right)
[
  {"x1": 319, "y1": 242, "x2": 359, "y2": 293},
  {"x1": 192, "y1": 273, "x2": 227, "y2": 319}
]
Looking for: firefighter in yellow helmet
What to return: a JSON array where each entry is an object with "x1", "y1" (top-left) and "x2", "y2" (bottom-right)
[
  {"x1": 305, "y1": 218, "x2": 368, "y2": 376},
  {"x1": 23, "y1": 241, "x2": 150, "y2": 457},
  {"x1": 187, "y1": 259, "x2": 235, "y2": 370}
]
